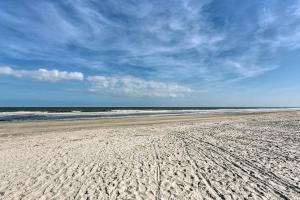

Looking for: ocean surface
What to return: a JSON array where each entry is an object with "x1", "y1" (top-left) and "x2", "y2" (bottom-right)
[{"x1": 0, "y1": 107, "x2": 299, "y2": 122}]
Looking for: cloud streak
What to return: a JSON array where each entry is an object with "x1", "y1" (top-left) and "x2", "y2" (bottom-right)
[
  {"x1": 0, "y1": 66, "x2": 191, "y2": 97},
  {"x1": 0, "y1": 66, "x2": 84, "y2": 82}
]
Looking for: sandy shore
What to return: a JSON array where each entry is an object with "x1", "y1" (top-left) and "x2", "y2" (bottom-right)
[{"x1": 0, "y1": 111, "x2": 300, "y2": 199}]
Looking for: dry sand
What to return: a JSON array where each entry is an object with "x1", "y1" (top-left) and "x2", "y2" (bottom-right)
[{"x1": 0, "y1": 111, "x2": 300, "y2": 200}]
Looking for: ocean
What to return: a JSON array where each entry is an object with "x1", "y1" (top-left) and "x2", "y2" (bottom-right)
[{"x1": 0, "y1": 107, "x2": 298, "y2": 122}]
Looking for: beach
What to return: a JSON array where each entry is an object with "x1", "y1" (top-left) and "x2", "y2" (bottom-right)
[{"x1": 0, "y1": 111, "x2": 300, "y2": 200}]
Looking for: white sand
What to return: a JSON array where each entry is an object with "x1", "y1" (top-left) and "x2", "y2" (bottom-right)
[{"x1": 0, "y1": 111, "x2": 300, "y2": 199}]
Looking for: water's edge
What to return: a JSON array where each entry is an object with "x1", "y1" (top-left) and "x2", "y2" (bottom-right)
[{"x1": 0, "y1": 107, "x2": 299, "y2": 122}]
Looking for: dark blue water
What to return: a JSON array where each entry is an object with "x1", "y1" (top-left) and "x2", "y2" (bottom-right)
[{"x1": 0, "y1": 107, "x2": 265, "y2": 113}]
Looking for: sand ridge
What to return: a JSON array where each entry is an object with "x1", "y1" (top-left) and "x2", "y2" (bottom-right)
[{"x1": 0, "y1": 111, "x2": 300, "y2": 199}]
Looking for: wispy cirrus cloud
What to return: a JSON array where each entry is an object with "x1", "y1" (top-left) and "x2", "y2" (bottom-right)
[
  {"x1": 0, "y1": 66, "x2": 84, "y2": 82},
  {"x1": 1, "y1": 0, "x2": 300, "y2": 98},
  {"x1": 257, "y1": 0, "x2": 300, "y2": 50}
]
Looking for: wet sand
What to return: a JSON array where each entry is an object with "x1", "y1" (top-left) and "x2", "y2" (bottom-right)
[{"x1": 0, "y1": 111, "x2": 300, "y2": 199}]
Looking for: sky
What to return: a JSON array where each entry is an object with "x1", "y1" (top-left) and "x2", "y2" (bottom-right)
[{"x1": 0, "y1": 0, "x2": 300, "y2": 107}]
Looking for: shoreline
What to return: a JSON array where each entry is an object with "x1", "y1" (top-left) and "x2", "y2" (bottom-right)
[{"x1": 1, "y1": 110, "x2": 299, "y2": 137}]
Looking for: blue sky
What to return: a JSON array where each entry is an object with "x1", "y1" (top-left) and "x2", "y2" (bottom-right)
[{"x1": 0, "y1": 0, "x2": 300, "y2": 106}]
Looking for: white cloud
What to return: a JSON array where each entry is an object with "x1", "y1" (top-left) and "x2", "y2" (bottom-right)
[
  {"x1": 0, "y1": 66, "x2": 84, "y2": 82},
  {"x1": 87, "y1": 76, "x2": 192, "y2": 98},
  {"x1": 0, "y1": 67, "x2": 191, "y2": 98}
]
